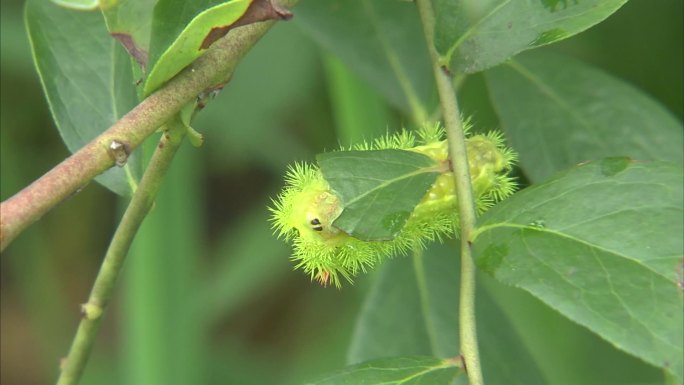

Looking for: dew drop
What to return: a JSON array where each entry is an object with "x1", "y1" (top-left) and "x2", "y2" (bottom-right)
[
  {"x1": 600, "y1": 157, "x2": 631, "y2": 176},
  {"x1": 381, "y1": 211, "x2": 410, "y2": 234},
  {"x1": 528, "y1": 219, "x2": 546, "y2": 229}
]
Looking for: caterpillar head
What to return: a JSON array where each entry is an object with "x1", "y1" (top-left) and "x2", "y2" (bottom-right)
[{"x1": 270, "y1": 163, "x2": 389, "y2": 287}]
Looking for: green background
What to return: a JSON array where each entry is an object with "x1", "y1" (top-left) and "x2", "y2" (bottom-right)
[{"x1": 1, "y1": 0, "x2": 682, "y2": 384}]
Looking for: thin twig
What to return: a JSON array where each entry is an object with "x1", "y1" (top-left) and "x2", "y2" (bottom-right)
[
  {"x1": 415, "y1": 1, "x2": 484, "y2": 384},
  {"x1": 0, "y1": 0, "x2": 299, "y2": 252},
  {"x1": 56, "y1": 118, "x2": 186, "y2": 385}
]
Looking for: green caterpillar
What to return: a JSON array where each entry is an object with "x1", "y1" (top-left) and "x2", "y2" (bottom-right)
[{"x1": 270, "y1": 123, "x2": 517, "y2": 287}]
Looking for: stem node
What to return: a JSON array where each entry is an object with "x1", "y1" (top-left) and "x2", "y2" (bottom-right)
[
  {"x1": 108, "y1": 140, "x2": 131, "y2": 167},
  {"x1": 80, "y1": 303, "x2": 103, "y2": 321}
]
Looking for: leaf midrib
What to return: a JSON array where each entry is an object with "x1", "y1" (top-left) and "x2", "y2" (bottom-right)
[
  {"x1": 311, "y1": 359, "x2": 458, "y2": 385},
  {"x1": 342, "y1": 165, "x2": 441, "y2": 207},
  {"x1": 445, "y1": 0, "x2": 511, "y2": 62}
]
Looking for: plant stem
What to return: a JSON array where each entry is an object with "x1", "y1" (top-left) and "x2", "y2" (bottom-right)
[
  {"x1": 56, "y1": 118, "x2": 186, "y2": 385},
  {"x1": 0, "y1": 0, "x2": 298, "y2": 252},
  {"x1": 415, "y1": 1, "x2": 484, "y2": 385},
  {"x1": 67, "y1": 125, "x2": 192, "y2": 385}
]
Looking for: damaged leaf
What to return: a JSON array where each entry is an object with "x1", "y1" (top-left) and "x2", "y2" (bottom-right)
[
  {"x1": 143, "y1": 0, "x2": 291, "y2": 96},
  {"x1": 100, "y1": 0, "x2": 156, "y2": 68}
]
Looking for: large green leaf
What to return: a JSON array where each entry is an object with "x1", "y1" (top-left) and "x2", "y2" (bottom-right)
[
  {"x1": 482, "y1": 274, "x2": 666, "y2": 385},
  {"x1": 317, "y1": 149, "x2": 441, "y2": 241},
  {"x1": 304, "y1": 356, "x2": 462, "y2": 385},
  {"x1": 472, "y1": 158, "x2": 684, "y2": 382},
  {"x1": 296, "y1": 0, "x2": 434, "y2": 120},
  {"x1": 347, "y1": 243, "x2": 547, "y2": 385},
  {"x1": 144, "y1": 0, "x2": 290, "y2": 96},
  {"x1": 25, "y1": 0, "x2": 140, "y2": 196},
  {"x1": 433, "y1": 0, "x2": 628, "y2": 73},
  {"x1": 485, "y1": 50, "x2": 684, "y2": 183}
]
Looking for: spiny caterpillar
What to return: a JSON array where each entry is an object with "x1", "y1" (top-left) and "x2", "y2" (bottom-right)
[{"x1": 270, "y1": 123, "x2": 517, "y2": 287}]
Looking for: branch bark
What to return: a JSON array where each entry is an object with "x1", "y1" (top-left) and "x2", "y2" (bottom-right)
[{"x1": 0, "y1": 0, "x2": 299, "y2": 252}]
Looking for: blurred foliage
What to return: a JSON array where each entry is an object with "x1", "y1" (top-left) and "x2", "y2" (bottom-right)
[{"x1": 1, "y1": 1, "x2": 682, "y2": 385}]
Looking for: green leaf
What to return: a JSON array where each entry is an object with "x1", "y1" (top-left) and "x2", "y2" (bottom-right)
[
  {"x1": 472, "y1": 159, "x2": 684, "y2": 382},
  {"x1": 25, "y1": 0, "x2": 140, "y2": 196},
  {"x1": 304, "y1": 356, "x2": 462, "y2": 385},
  {"x1": 484, "y1": 51, "x2": 684, "y2": 182},
  {"x1": 144, "y1": 0, "x2": 247, "y2": 95},
  {"x1": 482, "y1": 274, "x2": 665, "y2": 385},
  {"x1": 433, "y1": 0, "x2": 628, "y2": 73},
  {"x1": 50, "y1": 0, "x2": 98, "y2": 10},
  {"x1": 100, "y1": 0, "x2": 155, "y2": 67},
  {"x1": 143, "y1": 0, "x2": 290, "y2": 96},
  {"x1": 296, "y1": 0, "x2": 434, "y2": 121},
  {"x1": 317, "y1": 149, "x2": 441, "y2": 241},
  {"x1": 348, "y1": 243, "x2": 547, "y2": 385}
]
